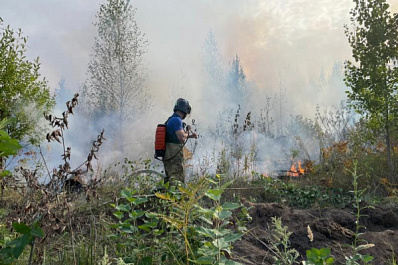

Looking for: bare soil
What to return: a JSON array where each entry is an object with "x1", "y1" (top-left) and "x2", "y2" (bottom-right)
[{"x1": 232, "y1": 202, "x2": 398, "y2": 264}]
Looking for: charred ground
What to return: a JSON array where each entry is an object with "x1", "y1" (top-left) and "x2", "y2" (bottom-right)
[{"x1": 232, "y1": 201, "x2": 398, "y2": 264}]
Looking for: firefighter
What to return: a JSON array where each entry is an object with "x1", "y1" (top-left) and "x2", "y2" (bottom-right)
[{"x1": 163, "y1": 98, "x2": 197, "y2": 185}]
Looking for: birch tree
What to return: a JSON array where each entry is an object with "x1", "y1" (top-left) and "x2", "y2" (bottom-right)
[{"x1": 83, "y1": 0, "x2": 150, "y2": 135}]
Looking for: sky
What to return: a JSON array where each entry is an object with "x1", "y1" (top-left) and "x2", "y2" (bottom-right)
[
  {"x1": 2, "y1": 0, "x2": 363, "y2": 96},
  {"x1": 3, "y1": 0, "x2": 398, "y2": 173},
  {"x1": 4, "y1": 0, "x2": 397, "y2": 106}
]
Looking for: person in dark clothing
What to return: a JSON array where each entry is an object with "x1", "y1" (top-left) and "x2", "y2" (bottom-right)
[{"x1": 163, "y1": 98, "x2": 197, "y2": 185}]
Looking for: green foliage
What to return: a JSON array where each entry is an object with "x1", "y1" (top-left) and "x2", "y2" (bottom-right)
[
  {"x1": 344, "y1": 0, "x2": 398, "y2": 181},
  {"x1": 345, "y1": 0, "x2": 398, "y2": 121},
  {"x1": 192, "y1": 175, "x2": 246, "y2": 264},
  {"x1": 261, "y1": 177, "x2": 352, "y2": 208},
  {"x1": 0, "y1": 20, "x2": 54, "y2": 144},
  {"x1": 111, "y1": 175, "x2": 249, "y2": 264},
  {"x1": 0, "y1": 130, "x2": 21, "y2": 158},
  {"x1": 0, "y1": 121, "x2": 22, "y2": 177},
  {"x1": 0, "y1": 221, "x2": 44, "y2": 264},
  {"x1": 344, "y1": 253, "x2": 374, "y2": 265},
  {"x1": 109, "y1": 188, "x2": 159, "y2": 264},
  {"x1": 82, "y1": 0, "x2": 150, "y2": 127},
  {"x1": 303, "y1": 248, "x2": 335, "y2": 265},
  {"x1": 268, "y1": 217, "x2": 299, "y2": 265},
  {"x1": 344, "y1": 161, "x2": 375, "y2": 264}
]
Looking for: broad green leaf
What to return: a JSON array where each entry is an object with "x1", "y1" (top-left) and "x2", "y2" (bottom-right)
[
  {"x1": 218, "y1": 209, "x2": 232, "y2": 220},
  {"x1": 223, "y1": 233, "x2": 242, "y2": 243},
  {"x1": 197, "y1": 206, "x2": 214, "y2": 216},
  {"x1": 120, "y1": 189, "x2": 132, "y2": 199},
  {"x1": 10, "y1": 234, "x2": 31, "y2": 258},
  {"x1": 116, "y1": 203, "x2": 131, "y2": 212},
  {"x1": 326, "y1": 257, "x2": 335, "y2": 264},
  {"x1": 138, "y1": 222, "x2": 157, "y2": 232},
  {"x1": 126, "y1": 197, "x2": 137, "y2": 203},
  {"x1": 198, "y1": 216, "x2": 213, "y2": 225},
  {"x1": 133, "y1": 197, "x2": 148, "y2": 205},
  {"x1": 205, "y1": 189, "x2": 223, "y2": 201},
  {"x1": 361, "y1": 254, "x2": 374, "y2": 262},
  {"x1": 319, "y1": 247, "x2": 331, "y2": 258},
  {"x1": 12, "y1": 223, "x2": 30, "y2": 235},
  {"x1": 212, "y1": 238, "x2": 229, "y2": 251},
  {"x1": 129, "y1": 210, "x2": 145, "y2": 219},
  {"x1": 222, "y1": 202, "x2": 241, "y2": 210},
  {"x1": 30, "y1": 227, "x2": 44, "y2": 238},
  {"x1": 121, "y1": 225, "x2": 137, "y2": 234},
  {"x1": 113, "y1": 211, "x2": 124, "y2": 219},
  {"x1": 0, "y1": 130, "x2": 22, "y2": 157},
  {"x1": 195, "y1": 226, "x2": 216, "y2": 238}
]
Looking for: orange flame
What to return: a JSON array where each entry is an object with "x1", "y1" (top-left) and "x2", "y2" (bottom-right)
[
  {"x1": 288, "y1": 161, "x2": 304, "y2": 177},
  {"x1": 298, "y1": 161, "x2": 304, "y2": 175}
]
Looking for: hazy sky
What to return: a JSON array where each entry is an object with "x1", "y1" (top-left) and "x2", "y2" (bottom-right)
[
  {"x1": 2, "y1": 0, "x2": 398, "y2": 113},
  {"x1": 3, "y1": 0, "x2": 398, "y2": 172}
]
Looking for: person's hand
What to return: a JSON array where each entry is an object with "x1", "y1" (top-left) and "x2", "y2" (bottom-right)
[{"x1": 190, "y1": 132, "x2": 198, "y2": 139}]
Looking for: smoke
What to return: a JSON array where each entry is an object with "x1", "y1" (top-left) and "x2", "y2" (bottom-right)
[
  {"x1": 85, "y1": 0, "x2": 358, "y2": 176},
  {"x1": 3, "y1": 0, "x2": 390, "y2": 177}
]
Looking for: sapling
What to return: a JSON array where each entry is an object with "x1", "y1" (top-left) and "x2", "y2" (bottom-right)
[{"x1": 344, "y1": 161, "x2": 374, "y2": 265}]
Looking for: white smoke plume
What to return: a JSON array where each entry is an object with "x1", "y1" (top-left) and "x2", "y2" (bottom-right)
[{"x1": 3, "y1": 0, "x2": 389, "y2": 178}]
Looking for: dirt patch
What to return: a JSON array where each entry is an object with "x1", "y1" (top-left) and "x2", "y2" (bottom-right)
[{"x1": 233, "y1": 202, "x2": 398, "y2": 264}]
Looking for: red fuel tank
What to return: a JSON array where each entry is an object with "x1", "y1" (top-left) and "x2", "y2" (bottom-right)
[{"x1": 155, "y1": 124, "x2": 166, "y2": 159}]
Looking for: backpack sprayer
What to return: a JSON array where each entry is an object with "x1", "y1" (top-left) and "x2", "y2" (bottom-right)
[
  {"x1": 154, "y1": 120, "x2": 198, "y2": 161},
  {"x1": 154, "y1": 123, "x2": 167, "y2": 159}
]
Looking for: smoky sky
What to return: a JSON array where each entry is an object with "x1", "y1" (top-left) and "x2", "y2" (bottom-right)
[
  {"x1": 3, "y1": 0, "x2": 398, "y2": 175},
  {"x1": 2, "y1": 0, "x2": 398, "y2": 118}
]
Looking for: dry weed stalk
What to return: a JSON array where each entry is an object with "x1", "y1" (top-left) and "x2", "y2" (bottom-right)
[{"x1": 4, "y1": 94, "x2": 107, "y2": 263}]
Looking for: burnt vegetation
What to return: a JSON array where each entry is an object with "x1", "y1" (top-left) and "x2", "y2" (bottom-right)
[{"x1": 1, "y1": 95, "x2": 109, "y2": 263}]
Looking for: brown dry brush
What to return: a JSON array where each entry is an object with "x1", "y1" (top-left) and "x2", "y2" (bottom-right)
[{"x1": 4, "y1": 93, "x2": 108, "y2": 262}]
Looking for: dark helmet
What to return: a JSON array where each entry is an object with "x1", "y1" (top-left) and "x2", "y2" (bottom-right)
[{"x1": 173, "y1": 98, "x2": 191, "y2": 114}]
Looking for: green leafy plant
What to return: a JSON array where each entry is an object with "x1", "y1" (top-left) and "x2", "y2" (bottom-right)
[
  {"x1": 0, "y1": 221, "x2": 44, "y2": 265},
  {"x1": 111, "y1": 175, "x2": 249, "y2": 265},
  {"x1": 110, "y1": 188, "x2": 161, "y2": 264},
  {"x1": 345, "y1": 0, "x2": 398, "y2": 182},
  {"x1": 261, "y1": 177, "x2": 351, "y2": 208},
  {"x1": 0, "y1": 120, "x2": 22, "y2": 182},
  {"x1": 192, "y1": 174, "x2": 246, "y2": 264},
  {"x1": 155, "y1": 177, "x2": 211, "y2": 264},
  {"x1": 344, "y1": 161, "x2": 374, "y2": 265},
  {"x1": 269, "y1": 216, "x2": 300, "y2": 265},
  {"x1": 303, "y1": 247, "x2": 335, "y2": 265},
  {"x1": 0, "y1": 129, "x2": 22, "y2": 157},
  {"x1": 0, "y1": 20, "x2": 54, "y2": 145}
]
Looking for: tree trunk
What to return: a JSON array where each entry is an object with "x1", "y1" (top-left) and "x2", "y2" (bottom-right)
[
  {"x1": 386, "y1": 124, "x2": 395, "y2": 182},
  {"x1": 0, "y1": 157, "x2": 4, "y2": 202},
  {"x1": 384, "y1": 75, "x2": 395, "y2": 182}
]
